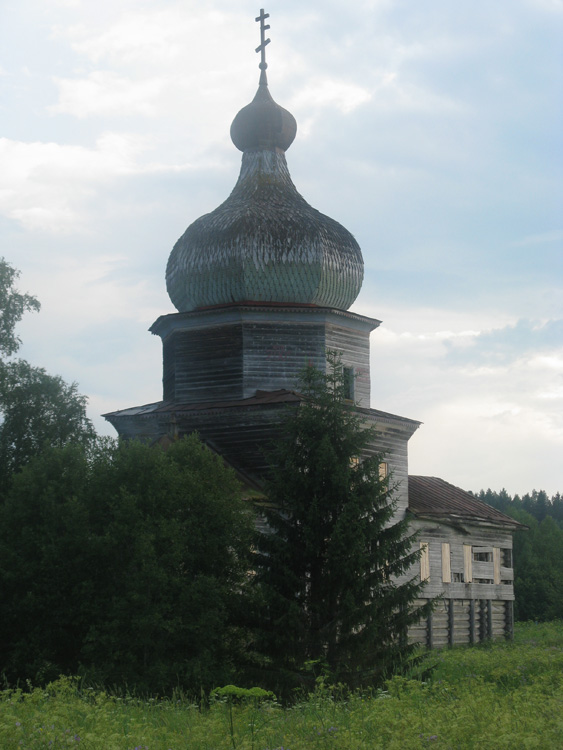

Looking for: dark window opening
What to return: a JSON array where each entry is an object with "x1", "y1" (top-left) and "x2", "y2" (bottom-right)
[
  {"x1": 473, "y1": 551, "x2": 493, "y2": 562},
  {"x1": 343, "y1": 366, "x2": 355, "y2": 401}
]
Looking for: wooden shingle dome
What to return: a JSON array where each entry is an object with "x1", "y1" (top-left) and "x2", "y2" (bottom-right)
[{"x1": 166, "y1": 68, "x2": 364, "y2": 313}]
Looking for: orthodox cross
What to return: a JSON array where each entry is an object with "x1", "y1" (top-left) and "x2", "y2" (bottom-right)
[{"x1": 255, "y1": 9, "x2": 270, "y2": 71}]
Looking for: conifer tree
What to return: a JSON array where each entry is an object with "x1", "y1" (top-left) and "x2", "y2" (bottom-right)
[{"x1": 254, "y1": 352, "x2": 432, "y2": 690}]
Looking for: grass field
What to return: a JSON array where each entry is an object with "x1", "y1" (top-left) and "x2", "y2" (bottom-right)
[{"x1": 1, "y1": 621, "x2": 562, "y2": 749}]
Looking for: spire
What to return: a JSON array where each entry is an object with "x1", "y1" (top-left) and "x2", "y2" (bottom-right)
[{"x1": 230, "y1": 9, "x2": 297, "y2": 152}]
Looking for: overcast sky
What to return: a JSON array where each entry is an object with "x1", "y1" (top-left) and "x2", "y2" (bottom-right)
[{"x1": 1, "y1": 0, "x2": 562, "y2": 495}]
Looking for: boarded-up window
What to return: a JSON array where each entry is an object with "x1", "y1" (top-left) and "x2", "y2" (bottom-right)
[
  {"x1": 420, "y1": 542, "x2": 430, "y2": 581},
  {"x1": 442, "y1": 542, "x2": 451, "y2": 583},
  {"x1": 463, "y1": 544, "x2": 473, "y2": 583},
  {"x1": 493, "y1": 547, "x2": 501, "y2": 585}
]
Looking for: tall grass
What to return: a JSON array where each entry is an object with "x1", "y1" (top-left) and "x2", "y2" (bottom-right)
[{"x1": 1, "y1": 622, "x2": 562, "y2": 749}]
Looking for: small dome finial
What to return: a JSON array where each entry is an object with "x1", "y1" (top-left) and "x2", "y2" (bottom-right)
[
  {"x1": 255, "y1": 9, "x2": 270, "y2": 86},
  {"x1": 230, "y1": 8, "x2": 297, "y2": 152}
]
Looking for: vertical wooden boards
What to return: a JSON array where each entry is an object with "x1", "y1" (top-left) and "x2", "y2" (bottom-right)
[
  {"x1": 464, "y1": 544, "x2": 473, "y2": 583},
  {"x1": 420, "y1": 542, "x2": 430, "y2": 581},
  {"x1": 442, "y1": 543, "x2": 451, "y2": 583},
  {"x1": 470, "y1": 599, "x2": 476, "y2": 644},
  {"x1": 493, "y1": 547, "x2": 501, "y2": 585},
  {"x1": 505, "y1": 601, "x2": 514, "y2": 640},
  {"x1": 487, "y1": 599, "x2": 493, "y2": 640},
  {"x1": 448, "y1": 599, "x2": 455, "y2": 646}
]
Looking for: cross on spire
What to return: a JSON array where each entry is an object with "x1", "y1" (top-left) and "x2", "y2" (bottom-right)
[{"x1": 255, "y1": 9, "x2": 270, "y2": 72}]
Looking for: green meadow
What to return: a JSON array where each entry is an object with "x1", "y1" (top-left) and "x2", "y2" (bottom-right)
[{"x1": 1, "y1": 621, "x2": 562, "y2": 750}]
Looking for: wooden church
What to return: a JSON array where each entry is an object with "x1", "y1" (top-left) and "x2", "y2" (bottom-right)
[{"x1": 104, "y1": 11, "x2": 522, "y2": 647}]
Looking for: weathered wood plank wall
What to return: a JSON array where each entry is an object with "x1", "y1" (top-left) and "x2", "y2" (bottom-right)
[{"x1": 153, "y1": 305, "x2": 378, "y2": 406}]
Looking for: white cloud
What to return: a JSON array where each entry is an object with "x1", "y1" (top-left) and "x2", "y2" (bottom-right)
[
  {"x1": 62, "y1": 7, "x2": 227, "y2": 66},
  {"x1": 51, "y1": 71, "x2": 164, "y2": 118},
  {"x1": 0, "y1": 133, "x2": 170, "y2": 232},
  {"x1": 365, "y1": 304, "x2": 563, "y2": 493},
  {"x1": 291, "y1": 78, "x2": 372, "y2": 114}
]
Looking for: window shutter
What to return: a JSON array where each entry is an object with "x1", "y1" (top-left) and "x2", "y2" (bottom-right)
[
  {"x1": 442, "y1": 542, "x2": 451, "y2": 583},
  {"x1": 420, "y1": 542, "x2": 430, "y2": 581},
  {"x1": 493, "y1": 547, "x2": 501, "y2": 585},
  {"x1": 463, "y1": 544, "x2": 473, "y2": 583}
]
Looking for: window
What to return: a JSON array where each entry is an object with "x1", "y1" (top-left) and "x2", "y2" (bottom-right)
[
  {"x1": 420, "y1": 542, "x2": 430, "y2": 581},
  {"x1": 379, "y1": 462, "x2": 388, "y2": 480},
  {"x1": 442, "y1": 542, "x2": 451, "y2": 583},
  {"x1": 473, "y1": 549, "x2": 493, "y2": 562},
  {"x1": 452, "y1": 571, "x2": 464, "y2": 583},
  {"x1": 343, "y1": 366, "x2": 355, "y2": 401},
  {"x1": 502, "y1": 548, "x2": 512, "y2": 567}
]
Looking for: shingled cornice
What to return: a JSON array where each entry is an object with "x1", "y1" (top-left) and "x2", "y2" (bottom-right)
[{"x1": 149, "y1": 303, "x2": 380, "y2": 339}]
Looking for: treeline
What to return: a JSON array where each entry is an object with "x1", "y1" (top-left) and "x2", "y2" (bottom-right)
[{"x1": 477, "y1": 488, "x2": 563, "y2": 622}]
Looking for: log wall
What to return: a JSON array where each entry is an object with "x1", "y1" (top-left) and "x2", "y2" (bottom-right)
[{"x1": 408, "y1": 598, "x2": 513, "y2": 647}]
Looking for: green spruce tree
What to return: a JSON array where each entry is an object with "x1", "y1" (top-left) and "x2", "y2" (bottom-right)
[{"x1": 254, "y1": 352, "x2": 431, "y2": 690}]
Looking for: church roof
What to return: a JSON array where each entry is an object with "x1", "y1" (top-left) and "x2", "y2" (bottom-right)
[
  {"x1": 408, "y1": 475, "x2": 524, "y2": 528},
  {"x1": 103, "y1": 389, "x2": 418, "y2": 431},
  {"x1": 165, "y1": 14, "x2": 364, "y2": 313}
]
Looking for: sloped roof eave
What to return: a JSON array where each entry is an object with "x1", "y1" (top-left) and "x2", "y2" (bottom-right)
[
  {"x1": 408, "y1": 509, "x2": 525, "y2": 531},
  {"x1": 408, "y1": 475, "x2": 527, "y2": 529}
]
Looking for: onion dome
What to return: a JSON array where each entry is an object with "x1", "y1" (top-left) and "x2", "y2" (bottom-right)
[
  {"x1": 230, "y1": 71, "x2": 297, "y2": 152},
  {"x1": 166, "y1": 18, "x2": 363, "y2": 313}
]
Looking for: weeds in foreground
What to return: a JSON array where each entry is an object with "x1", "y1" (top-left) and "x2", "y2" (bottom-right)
[{"x1": 1, "y1": 622, "x2": 562, "y2": 749}]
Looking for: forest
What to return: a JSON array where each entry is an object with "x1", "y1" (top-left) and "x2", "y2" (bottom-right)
[{"x1": 475, "y1": 488, "x2": 563, "y2": 622}]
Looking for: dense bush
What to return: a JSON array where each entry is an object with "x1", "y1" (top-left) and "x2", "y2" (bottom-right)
[{"x1": 0, "y1": 435, "x2": 255, "y2": 693}]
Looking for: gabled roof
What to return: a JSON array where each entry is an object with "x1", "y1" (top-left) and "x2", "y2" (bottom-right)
[{"x1": 408, "y1": 475, "x2": 524, "y2": 529}]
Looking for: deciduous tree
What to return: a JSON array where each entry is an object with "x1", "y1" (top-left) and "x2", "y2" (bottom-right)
[
  {"x1": 0, "y1": 435, "x2": 255, "y2": 692},
  {"x1": 0, "y1": 259, "x2": 94, "y2": 490},
  {"x1": 0, "y1": 258, "x2": 40, "y2": 360}
]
